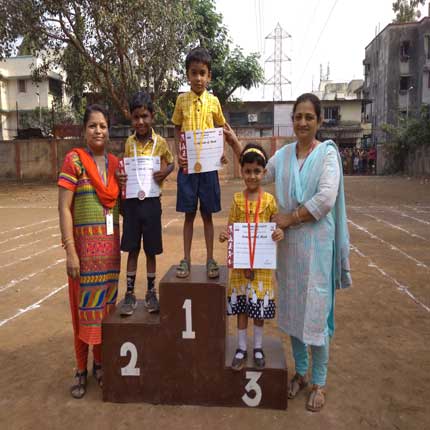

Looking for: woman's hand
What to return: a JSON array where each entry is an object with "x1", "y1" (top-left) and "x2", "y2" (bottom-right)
[
  {"x1": 219, "y1": 229, "x2": 229, "y2": 243},
  {"x1": 220, "y1": 153, "x2": 228, "y2": 165},
  {"x1": 66, "y1": 250, "x2": 80, "y2": 279},
  {"x1": 272, "y1": 213, "x2": 293, "y2": 230},
  {"x1": 223, "y1": 123, "x2": 239, "y2": 147},
  {"x1": 272, "y1": 227, "x2": 284, "y2": 242},
  {"x1": 115, "y1": 168, "x2": 127, "y2": 188}
]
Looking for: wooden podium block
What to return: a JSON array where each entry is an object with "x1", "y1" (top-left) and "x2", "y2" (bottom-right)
[{"x1": 102, "y1": 265, "x2": 288, "y2": 409}]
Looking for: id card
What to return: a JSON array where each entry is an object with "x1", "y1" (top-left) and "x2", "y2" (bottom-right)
[{"x1": 106, "y1": 212, "x2": 114, "y2": 235}]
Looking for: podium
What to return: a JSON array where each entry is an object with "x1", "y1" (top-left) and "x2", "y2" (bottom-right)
[{"x1": 102, "y1": 266, "x2": 288, "y2": 409}]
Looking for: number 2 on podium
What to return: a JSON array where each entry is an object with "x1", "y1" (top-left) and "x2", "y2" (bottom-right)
[{"x1": 182, "y1": 299, "x2": 195, "y2": 339}]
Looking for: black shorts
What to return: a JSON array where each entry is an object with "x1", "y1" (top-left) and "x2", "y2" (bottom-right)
[{"x1": 121, "y1": 197, "x2": 163, "y2": 255}]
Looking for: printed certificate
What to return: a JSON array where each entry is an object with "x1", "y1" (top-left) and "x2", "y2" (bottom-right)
[
  {"x1": 227, "y1": 222, "x2": 277, "y2": 269},
  {"x1": 180, "y1": 127, "x2": 224, "y2": 174},
  {"x1": 123, "y1": 156, "x2": 161, "y2": 199}
]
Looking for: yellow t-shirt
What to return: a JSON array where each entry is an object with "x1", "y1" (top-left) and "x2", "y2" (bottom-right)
[
  {"x1": 124, "y1": 129, "x2": 174, "y2": 163},
  {"x1": 171, "y1": 90, "x2": 226, "y2": 132}
]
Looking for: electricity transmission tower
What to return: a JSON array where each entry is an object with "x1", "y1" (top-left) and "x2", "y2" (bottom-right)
[{"x1": 264, "y1": 23, "x2": 291, "y2": 101}]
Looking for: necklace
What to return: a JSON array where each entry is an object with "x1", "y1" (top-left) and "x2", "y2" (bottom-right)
[{"x1": 244, "y1": 188, "x2": 262, "y2": 281}]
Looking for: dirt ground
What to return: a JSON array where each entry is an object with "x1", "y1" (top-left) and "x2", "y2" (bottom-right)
[{"x1": 0, "y1": 175, "x2": 429, "y2": 430}]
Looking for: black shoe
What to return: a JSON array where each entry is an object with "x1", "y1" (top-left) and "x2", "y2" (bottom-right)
[
  {"x1": 231, "y1": 349, "x2": 247, "y2": 371},
  {"x1": 253, "y1": 348, "x2": 265, "y2": 369},
  {"x1": 144, "y1": 288, "x2": 160, "y2": 313},
  {"x1": 120, "y1": 291, "x2": 137, "y2": 316}
]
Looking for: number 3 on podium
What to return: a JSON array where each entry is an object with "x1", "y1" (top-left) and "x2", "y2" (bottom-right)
[{"x1": 182, "y1": 299, "x2": 195, "y2": 339}]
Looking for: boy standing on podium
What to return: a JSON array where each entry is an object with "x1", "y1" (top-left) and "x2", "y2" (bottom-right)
[{"x1": 172, "y1": 47, "x2": 226, "y2": 279}]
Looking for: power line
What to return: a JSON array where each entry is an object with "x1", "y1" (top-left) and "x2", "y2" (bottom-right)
[
  {"x1": 298, "y1": 0, "x2": 322, "y2": 58},
  {"x1": 297, "y1": 0, "x2": 339, "y2": 88}
]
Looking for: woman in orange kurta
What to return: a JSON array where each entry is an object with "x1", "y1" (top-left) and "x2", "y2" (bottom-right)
[{"x1": 58, "y1": 104, "x2": 120, "y2": 399}]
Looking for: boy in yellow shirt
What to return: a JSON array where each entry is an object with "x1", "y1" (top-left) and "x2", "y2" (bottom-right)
[
  {"x1": 120, "y1": 91, "x2": 174, "y2": 316},
  {"x1": 172, "y1": 47, "x2": 226, "y2": 278}
]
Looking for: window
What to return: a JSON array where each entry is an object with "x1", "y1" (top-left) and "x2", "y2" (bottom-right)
[
  {"x1": 425, "y1": 35, "x2": 430, "y2": 60},
  {"x1": 323, "y1": 106, "x2": 339, "y2": 121},
  {"x1": 17, "y1": 79, "x2": 26, "y2": 93},
  {"x1": 229, "y1": 112, "x2": 248, "y2": 126},
  {"x1": 399, "y1": 76, "x2": 412, "y2": 91},
  {"x1": 400, "y1": 40, "x2": 410, "y2": 61},
  {"x1": 258, "y1": 111, "x2": 273, "y2": 125},
  {"x1": 49, "y1": 78, "x2": 62, "y2": 99}
]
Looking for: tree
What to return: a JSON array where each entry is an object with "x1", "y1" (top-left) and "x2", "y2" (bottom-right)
[
  {"x1": 0, "y1": 1, "x2": 197, "y2": 118},
  {"x1": 392, "y1": 0, "x2": 425, "y2": 23},
  {"x1": 0, "y1": 0, "x2": 264, "y2": 120},
  {"x1": 382, "y1": 106, "x2": 430, "y2": 172},
  {"x1": 194, "y1": 0, "x2": 264, "y2": 104}
]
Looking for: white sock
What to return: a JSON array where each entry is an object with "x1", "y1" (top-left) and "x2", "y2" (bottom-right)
[
  {"x1": 236, "y1": 329, "x2": 247, "y2": 358},
  {"x1": 254, "y1": 325, "x2": 264, "y2": 359}
]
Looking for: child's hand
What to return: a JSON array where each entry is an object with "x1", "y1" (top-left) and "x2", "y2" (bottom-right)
[
  {"x1": 219, "y1": 229, "x2": 229, "y2": 243},
  {"x1": 153, "y1": 169, "x2": 168, "y2": 184},
  {"x1": 272, "y1": 227, "x2": 284, "y2": 242},
  {"x1": 178, "y1": 152, "x2": 188, "y2": 169},
  {"x1": 223, "y1": 123, "x2": 239, "y2": 147},
  {"x1": 221, "y1": 153, "x2": 228, "y2": 165},
  {"x1": 115, "y1": 168, "x2": 127, "y2": 188}
]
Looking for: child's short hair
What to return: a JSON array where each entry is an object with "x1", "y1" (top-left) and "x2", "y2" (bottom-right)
[
  {"x1": 129, "y1": 91, "x2": 154, "y2": 115},
  {"x1": 185, "y1": 47, "x2": 212, "y2": 73},
  {"x1": 240, "y1": 143, "x2": 268, "y2": 168}
]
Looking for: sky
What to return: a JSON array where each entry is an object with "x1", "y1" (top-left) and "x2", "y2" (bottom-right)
[{"x1": 214, "y1": 0, "x2": 430, "y2": 101}]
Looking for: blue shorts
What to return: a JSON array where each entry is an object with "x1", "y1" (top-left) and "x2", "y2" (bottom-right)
[{"x1": 176, "y1": 169, "x2": 221, "y2": 214}]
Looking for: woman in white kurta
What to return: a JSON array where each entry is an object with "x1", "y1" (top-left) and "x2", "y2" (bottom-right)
[{"x1": 224, "y1": 93, "x2": 351, "y2": 412}]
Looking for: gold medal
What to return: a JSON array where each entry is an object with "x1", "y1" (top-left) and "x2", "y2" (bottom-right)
[{"x1": 194, "y1": 161, "x2": 202, "y2": 173}]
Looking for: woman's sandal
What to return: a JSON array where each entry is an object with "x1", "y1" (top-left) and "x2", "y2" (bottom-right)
[
  {"x1": 176, "y1": 259, "x2": 190, "y2": 278},
  {"x1": 93, "y1": 362, "x2": 103, "y2": 388},
  {"x1": 70, "y1": 369, "x2": 88, "y2": 399},
  {"x1": 288, "y1": 372, "x2": 308, "y2": 399},
  {"x1": 306, "y1": 384, "x2": 326, "y2": 412},
  {"x1": 206, "y1": 259, "x2": 219, "y2": 279}
]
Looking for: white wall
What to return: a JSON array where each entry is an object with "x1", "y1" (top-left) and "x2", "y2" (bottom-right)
[{"x1": 274, "y1": 104, "x2": 293, "y2": 136}]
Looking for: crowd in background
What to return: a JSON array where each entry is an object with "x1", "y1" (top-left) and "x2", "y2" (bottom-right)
[{"x1": 340, "y1": 147, "x2": 377, "y2": 175}]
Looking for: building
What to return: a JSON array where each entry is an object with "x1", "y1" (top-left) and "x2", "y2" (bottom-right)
[
  {"x1": 313, "y1": 79, "x2": 372, "y2": 148},
  {"x1": 0, "y1": 56, "x2": 67, "y2": 140},
  {"x1": 363, "y1": 14, "x2": 430, "y2": 144},
  {"x1": 223, "y1": 101, "x2": 294, "y2": 137}
]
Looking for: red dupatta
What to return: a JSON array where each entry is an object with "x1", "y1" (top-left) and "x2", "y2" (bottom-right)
[{"x1": 73, "y1": 148, "x2": 119, "y2": 209}]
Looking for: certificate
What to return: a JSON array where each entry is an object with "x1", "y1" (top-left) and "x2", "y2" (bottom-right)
[
  {"x1": 227, "y1": 222, "x2": 277, "y2": 269},
  {"x1": 123, "y1": 156, "x2": 161, "y2": 199},
  {"x1": 180, "y1": 127, "x2": 224, "y2": 174}
]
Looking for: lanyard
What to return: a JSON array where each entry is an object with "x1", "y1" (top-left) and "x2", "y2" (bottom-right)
[
  {"x1": 296, "y1": 140, "x2": 318, "y2": 172},
  {"x1": 133, "y1": 132, "x2": 158, "y2": 193},
  {"x1": 191, "y1": 93, "x2": 207, "y2": 166},
  {"x1": 245, "y1": 188, "x2": 262, "y2": 274},
  {"x1": 87, "y1": 148, "x2": 108, "y2": 185}
]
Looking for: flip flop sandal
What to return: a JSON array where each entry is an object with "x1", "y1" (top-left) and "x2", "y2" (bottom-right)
[
  {"x1": 206, "y1": 259, "x2": 219, "y2": 279},
  {"x1": 288, "y1": 372, "x2": 308, "y2": 399},
  {"x1": 306, "y1": 384, "x2": 326, "y2": 412},
  {"x1": 70, "y1": 369, "x2": 88, "y2": 399},
  {"x1": 93, "y1": 362, "x2": 103, "y2": 388},
  {"x1": 176, "y1": 259, "x2": 190, "y2": 278}
]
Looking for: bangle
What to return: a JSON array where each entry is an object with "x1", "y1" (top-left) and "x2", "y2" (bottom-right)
[
  {"x1": 62, "y1": 238, "x2": 75, "y2": 250},
  {"x1": 293, "y1": 208, "x2": 302, "y2": 225}
]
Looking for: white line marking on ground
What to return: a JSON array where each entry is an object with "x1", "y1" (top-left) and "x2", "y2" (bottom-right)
[
  {"x1": 0, "y1": 244, "x2": 61, "y2": 269},
  {"x1": 0, "y1": 206, "x2": 56, "y2": 209},
  {"x1": 163, "y1": 218, "x2": 178, "y2": 229},
  {"x1": 0, "y1": 217, "x2": 57, "y2": 235},
  {"x1": 0, "y1": 239, "x2": 42, "y2": 254},
  {"x1": 0, "y1": 258, "x2": 65, "y2": 293},
  {"x1": 352, "y1": 210, "x2": 429, "y2": 242},
  {"x1": 351, "y1": 244, "x2": 430, "y2": 313},
  {"x1": 0, "y1": 283, "x2": 67, "y2": 327},
  {"x1": 348, "y1": 219, "x2": 429, "y2": 270},
  {"x1": 386, "y1": 208, "x2": 430, "y2": 226},
  {"x1": 0, "y1": 225, "x2": 58, "y2": 245}
]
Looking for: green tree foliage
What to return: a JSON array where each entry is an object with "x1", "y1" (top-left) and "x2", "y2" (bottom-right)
[
  {"x1": 382, "y1": 106, "x2": 430, "y2": 172},
  {"x1": 194, "y1": 0, "x2": 264, "y2": 104},
  {"x1": 392, "y1": 0, "x2": 425, "y2": 22},
  {"x1": 0, "y1": 0, "x2": 263, "y2": 121}
]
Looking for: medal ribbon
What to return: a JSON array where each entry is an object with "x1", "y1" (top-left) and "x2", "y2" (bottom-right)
[
  {"x1": 191, "y1": 92, "x2": 207, "y2": 167},
  {"x1": 245, "y1": 188, "x2": 262, "y2": 274},
  {"x1": 296, "y1": 139, "x2": 318, "y2": 172},
  {"x1": 133, "y1": 130, "x2": 158, "y2": 194}
]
